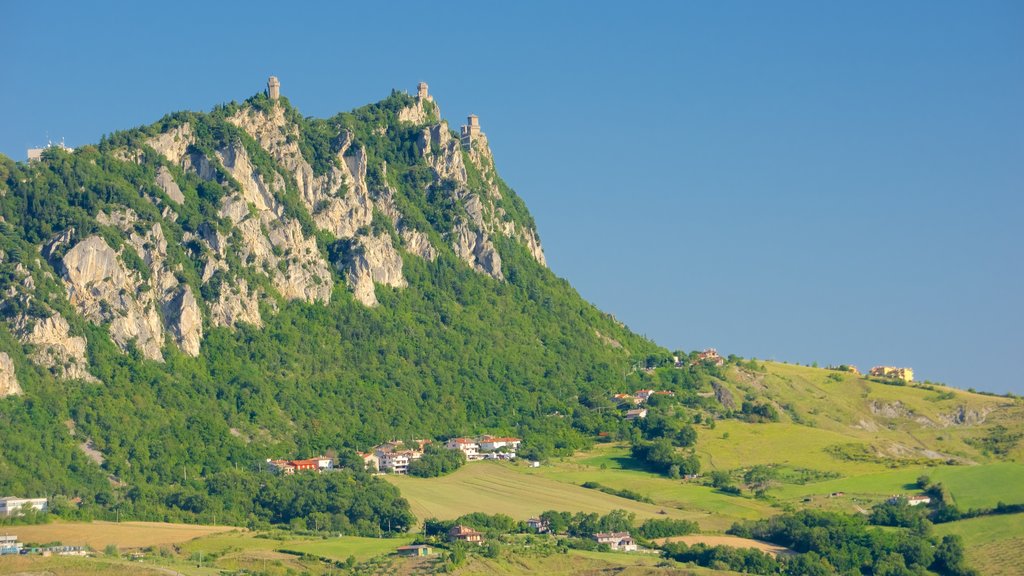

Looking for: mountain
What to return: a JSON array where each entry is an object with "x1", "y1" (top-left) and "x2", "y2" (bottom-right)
[
  {"x1": 0, "y1": 79, "x2": 661, "y2": 523},
  {"x1": 2, "y1": 79, "x2": 1020, "y2": 543}
]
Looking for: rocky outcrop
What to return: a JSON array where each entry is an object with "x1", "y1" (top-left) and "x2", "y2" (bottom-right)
[
  {"x1": 154, "y1": 166, "x2": 185, "y2": 204},
  {"x1": 345, "y1": 234, "x2": 407, "y2": 307},
  {"x1": 712, "y1": 381, "x2": 735, "y2": 410},
  {"x1": 401, "y1": 227, "x2": 437, "y2": 261},
  {"x1": 126, "y1": 222, "x2": 205, "y2": 357},
  {"x1": 419, "y1": 121, "x2": 467, "y2": 183},
  {"x1": 398, "y1": 96, "x2": 436, "y2": 125},
  {"x1": 164, "y1": 286, "x2": 202, "y2": 357},
  {"x1": 61, "y1": 235, "x2": 164, "y2": 361},
  {"x1": 22, "y1": 313, "x2": 98, "y2": 382},
  {"x1": 0, "y1": 352, "x2": 21, "y2": 397},
  {"x1": 940, "y1": 405, "x2": 992, "y2": 426},
  {"x1": 228, "y1": 107, "x2": 372, "y2": 240},
  {"x1": 209, "y1": 276, "x2": 262, "y2": 328},
  {"x1": 216, "y1": 142, "x2": 279, "y2": 216},
  {"x1": 146, "y1": 123, "x2": 193, "y2": 167},
  {"x1": 453, "y1": 224, "x2": 503, "y2": 280}
]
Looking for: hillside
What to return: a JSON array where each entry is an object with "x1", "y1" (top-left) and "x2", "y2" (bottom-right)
[
  {"x1": 0, "y1": 79, "x2": 660, "y2": 525},
  {"x1": 1, "y1": 78, "x2": 1021, "y2": 576}
]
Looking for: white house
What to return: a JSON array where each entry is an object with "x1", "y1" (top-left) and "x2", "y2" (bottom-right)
[
  {"x1": 445, "y1": 438, "x2": 481, "y2": 460},
  {"x1": 593, "y1": 531, "x2": 637, "y2": 552},
  {"x1": 0, "y1": 497, "x2": 48, "y2": 517},
  {"x1": 477, "y1": 436, "x2": 521, "y2": 452}
]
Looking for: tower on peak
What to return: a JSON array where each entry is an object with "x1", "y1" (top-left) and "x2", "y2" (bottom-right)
[
  {"x1": 461, "y1": 114, "x2": 484, "y2": 149},
  {"x1": 267, "y1": 76, "x2": 281, "y2": 100},
  {"x1": 417, "y1": 82, "x2": 429, "y2": 100}
]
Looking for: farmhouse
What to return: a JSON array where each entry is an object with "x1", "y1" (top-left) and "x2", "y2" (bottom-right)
[
  {"x1": 634, "y1": 389, "x2": 655, "y2": 402},
  {"x1": 625, "y1": 408, "x2": 648, "y2": 420},
  {"x1": 0, "y1": 496, "x2": 48, "y2": 517},
  {"x1": 266, "y1": 455, "x2": 333, "y2": 475},
  {"x1": 449, "y1": 524, "x2": 484, "y2": 544},
  {"x1": 888, "y1": 495, "x2": 931, "y2": 506},
  {"x1": 593, "y1": 531, "x2": 637, "y2": 552},
  {"x1": 693, "y1": 348, "x2": 725, "y2": 367},
  {"x1": 527, "y1": 517, "x2": 550, "y2": 533},
  {"x1": 612, "y1": 393, "x2": 641, "y2": 405},
  {"x1": 396, "y1": 544, "x2": 432, "y2": 557}
]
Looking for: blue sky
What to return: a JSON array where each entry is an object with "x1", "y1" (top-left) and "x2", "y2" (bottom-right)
[{"x1": 2, "y1": 2, "x2": 1022, "y2": 393}]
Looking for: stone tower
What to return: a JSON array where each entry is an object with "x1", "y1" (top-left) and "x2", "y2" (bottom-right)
[
  {"x1": 417, "y1": 82, "x2": 429, "y2": 100},
  {"x1": 267, "y1": 76, "x2": 281, "y2": 100},
  {"x1": 460, "y1": 115, "x2": 484, "y2": 149}
]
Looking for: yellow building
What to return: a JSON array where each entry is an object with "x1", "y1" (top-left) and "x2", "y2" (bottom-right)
[{"x1": 869, "y1": 366, "x2": 914, "y2": 382}]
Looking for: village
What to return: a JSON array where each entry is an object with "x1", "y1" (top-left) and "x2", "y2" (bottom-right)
[{"x1": 265, "y1": 434, "x2": 526, "y2": 476}]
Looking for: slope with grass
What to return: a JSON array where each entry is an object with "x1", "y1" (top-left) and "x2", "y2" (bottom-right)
[
  {"x1": 385, "y1": 460, "x2": 708, "y2": 525},
  {"x1": 934, "y1": 513, "x2": 1024, "y2": 576}
]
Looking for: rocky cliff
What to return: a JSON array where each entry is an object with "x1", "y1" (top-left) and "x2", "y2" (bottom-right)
[{"x1": 0, "y1": 80, "x2": 548, "y2": 375}]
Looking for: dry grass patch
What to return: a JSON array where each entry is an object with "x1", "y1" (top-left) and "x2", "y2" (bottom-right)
[{"x1": 9, "y1": 520, "x2": 236, "y2": 550}]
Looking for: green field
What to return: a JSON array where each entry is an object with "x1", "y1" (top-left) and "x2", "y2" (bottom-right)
[
  {"x1": 284, "y1": 535, "x2": 416, "y2": 562},
  {"x1": 386, "y1": 460, "x2": 711, "y2": 525},
  {"x1": 935, "y1": 513, "x2": 1024, "y2": 575},
  {"x1": 539, "y1": 444, "x2": 776, "y2": 526}
]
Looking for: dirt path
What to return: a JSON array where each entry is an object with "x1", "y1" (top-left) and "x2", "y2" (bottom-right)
[{"x1": 653, "y1": 535, "x2": 794, "y2": 556}]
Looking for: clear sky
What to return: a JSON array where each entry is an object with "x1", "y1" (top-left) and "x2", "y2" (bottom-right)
[{"x1": 2, "y1": 2, "x2": 1022, "y2": 394}]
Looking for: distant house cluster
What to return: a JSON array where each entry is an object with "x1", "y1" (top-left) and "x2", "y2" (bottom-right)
[
  {"x1": 359, "y1": 439, "x2": 432, "y2": 474},
  {"x1": 265, "y1": 456, "x2": 334, "y2": 475},
  {"x1": 445, "y1": 435, "x2": 522, "y2": 462},
  {"x1": 611, "y1": 388, "x2": 674, "y2": 420},
  {"x1": 870, "y1": 366, "x2": 914, "y2": 382},
  {"x1": 673, "y1": 348, "x2": 724, "y2": 368},
  {"x1": 357, "y1": 435, "x2": 521, "y2": 474},
  {"x1": 1, "y1": 535, "x2": 86, "y2": 557},
  {"x1": 612, "y1": 389, "x2": 675, "y2": 406},
  {"x1": 0, "y1": 496, "x2": 48, "y2": 517}
]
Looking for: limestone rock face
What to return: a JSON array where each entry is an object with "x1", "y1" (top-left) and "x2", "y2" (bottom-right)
[
  {"x1": 419, "y1": 122, "x2": 467, "y2": 183},
  {"x1": 228, "y1": 107, "x2": 372, "y2": 240},
  {"x1": 216, "y1": 143, "x2": 279, "y2": 215},
  {"x1": 209, "y1": 276, "x2": 262, "y2": 329},
  {"x1": 345, "y1": 234, "x2": 407, "y2": 307},
  {"x1": 125, "y1": 222, "x2": 204, "y2": 357},
  {"x1": 0, "y1": 352, "x2": 21, "y2": 397},
  {"x1": 401, "y1": 227, "x2": 437, "y2": 261},
  {"x1": 23, "y1": 313, "x2": 98, "y2": 382},
  {"x1": 453, "y1": 224, "x2": 503, "y2": 280},
  {"x1": 62, "y1": 235, "x2": 164, "y2": 361},
  {"x1": 398, "y1": 97, "x2": 436, "y2": 125},
  {"x1": 164, "y1": 286, "x2": 202, "y2": 357},
  {"x1": 146, "y1": 123, "x2": 193, "y2": 167},
  {"x1": 154, "y1": 166, "x2": 185, "y2": 204}
]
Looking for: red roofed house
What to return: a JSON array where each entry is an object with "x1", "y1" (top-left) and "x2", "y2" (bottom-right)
[
  {"x1": 448, "y1": 524, "x2": 484, "y2": 544},
  {"x1": 445, "y1": 438, "x2": 481, "y2": 460}
]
